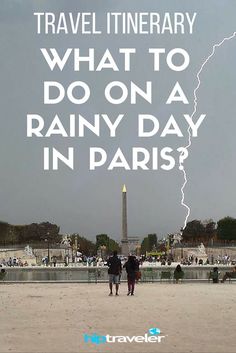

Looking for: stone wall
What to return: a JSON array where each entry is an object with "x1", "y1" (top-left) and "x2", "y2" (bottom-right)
[
  {"x1": 0, "y1": 249, "x2": 36, "y2": 265},
  {"x1": 0, "y1": 247, "x2": 67, "y2": 265}
]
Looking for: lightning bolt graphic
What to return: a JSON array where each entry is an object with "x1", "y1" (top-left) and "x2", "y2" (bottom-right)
[{"x1": 180, "y1": 31, "x2": 236, "y2": 230}]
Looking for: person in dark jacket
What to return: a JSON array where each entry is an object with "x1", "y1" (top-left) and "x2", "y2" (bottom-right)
[
  {"x1": 174, "y1": 264, "x2": 184, "y2": 283},
  {"x1": 211, "y1": 267, "x2": 219, "y2": 283},
  {"x1": 107, "y1": 251, "x2": 122, "y2": 296},
  {"x1": 123, "y1": 255, "x2": 138, "y2": 295}
]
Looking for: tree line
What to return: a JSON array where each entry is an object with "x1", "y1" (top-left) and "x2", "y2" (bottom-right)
[
  {"x1": 182, "y1": 217, "x2": 236, "y2": 243},
  {"x1": 1, "y1": 216, "x2": 236, "y2": 255},
  {"x1": 0, "y1": 221, "x2": 120, "y2": 255}
]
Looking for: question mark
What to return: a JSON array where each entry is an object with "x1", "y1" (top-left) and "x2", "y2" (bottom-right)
[{"x1": 177, "y1": 147, "x2": 188, "y2": 170}]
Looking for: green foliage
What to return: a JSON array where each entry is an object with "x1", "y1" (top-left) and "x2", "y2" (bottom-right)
[
  {"x1": 0, "y1": 222, "x2": 10, "y2": 245},
  {"x1": 182, "y1": 220, "x2": 216, "y2": 243},
  {"x1": 141, "y1": 234, "x2": 157, "y2": 254},
  {"x1": 0, "y1": 221, "x2": 60, "y2": 245},
  {"x1": 0, "y1": 221, "x2": 9, "y2": 226},
  {"x1": 148, "y1": 234, "x2": 157, "y2": 250},
  {"x1": 107, "y1": 238, "x2": 120, "y2": 253},
  {"x1": 217, "y1": 217, "x2": 236, "y2": 241},
  {"x1": 182, "y1": 220, "x2": 205, "y2": 238},
  {"x1": 205, "y1": 221, "x2": 216, "y2": 235},
  {"x1": 70, "y1": 234, "x2": 96, "y2": 255},
  {"x1": 141, "y1": 237, "x2": 149, "y2": 254},
  {"x1": 96, "y1": 234, "x2": 109, "y2": 248},
  {"x1": 96, "y1": 234, "x2": 120, "y2": 254}
]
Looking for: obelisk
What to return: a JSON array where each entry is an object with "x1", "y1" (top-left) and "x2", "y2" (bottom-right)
[{"x1": 121, "y1": 184, "x2": 129, "y2": 256}]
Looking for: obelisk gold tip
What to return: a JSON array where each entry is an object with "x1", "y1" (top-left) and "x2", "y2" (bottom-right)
[{"x1": 122, "y1": 184, "x2": 127, "y2": 193}]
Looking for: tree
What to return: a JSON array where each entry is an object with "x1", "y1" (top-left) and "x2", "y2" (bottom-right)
[
  {"x1": 96, "y1": 234, "x2": 120, "y2": 254},
  {"x1": 182, "y1": 220, "x2": 205, "y2": 238},
  {"x1": 96, "y1": 234, "x2": 109, "y2": 248},
  {"x1": 182, "y1": 219, "x2": 217, "y2": 244},
  {"x1": 204, "y1": 220, "x2": 216, "y2": 236},
  {"x1": 107, "y1": 238, "x2": 121, "y2": 253},
  {"x1": 141, "y1": 234, "x2": 157, "y2": 254},
  {"x1": 217, "y1": 217, "x2": 236, "y2": 241},
  {"x1": 0, "y1": 221, "x2": 10, "y2": 245},
  {"x1": 70, "y1": 234, "x2": 96, "y2": 255},
  {"x1": 141, "y1": 237, "x2": 149, "y2": 254},
  {"x1": 182, "y1": 220, "x2": 206, "y2": 244},
  {"x1": 148, "y1": 234, "x2": 157, "y2": 250},
  {"x1": 0, "y1": 221, "x2": 61, "y2": 245}
]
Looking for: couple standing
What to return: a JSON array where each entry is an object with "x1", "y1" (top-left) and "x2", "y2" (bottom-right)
[{"x1": 107, "y1": 250, "x2": 139, "y2": 296}]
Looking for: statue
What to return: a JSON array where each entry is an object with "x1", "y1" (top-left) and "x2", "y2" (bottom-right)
[
  {"x1": 172, "y1": 233, "x2": 182, "y2": 245},
  {"x1": 198, "y1": 243, "x2": 207, "y2": 255},
  {"x1": 61, "y1": 234, "x2": 71, "y2": 247},
  {"x1": 24, "y1": 245, "x2": 34, "y2": 257},
  {"x1": 188, "y1": 242, "x2": 208, "y2": 262}
]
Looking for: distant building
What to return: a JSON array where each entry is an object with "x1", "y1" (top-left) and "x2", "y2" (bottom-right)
[{"x1": 127, "y1": 236, "x2": 141, "y2": 254}]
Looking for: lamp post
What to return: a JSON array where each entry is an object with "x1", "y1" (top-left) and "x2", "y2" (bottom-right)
[
  {"x1": 45, "y1": 233, "x2": 50, "y2": 266},
  {"x1": 136, "y1": 244, "x2": 141, "y2": 257},
  {"x1": 75, "y1": 234, "x2": 78, "y2": 255},
  {"x1": 70, "y1": 234, "x2": 75, "y2": 263},
  {"x1": 68, "y1": 234, "x2": 71, "y2": 265},
  {"x1": 180, "y1": 228, "x2": 184, "y2": 260}
]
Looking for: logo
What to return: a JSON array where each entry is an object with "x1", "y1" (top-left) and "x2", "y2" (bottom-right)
[{"x1": 83, "y1": 327, "x2": 165, "y2": 345}]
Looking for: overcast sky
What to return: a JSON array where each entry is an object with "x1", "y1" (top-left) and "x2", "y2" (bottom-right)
[{"x1": 0, "y1": 0, "x2": 236, "y2": 241}]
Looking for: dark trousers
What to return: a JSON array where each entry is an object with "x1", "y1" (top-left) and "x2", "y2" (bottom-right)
[{"x1": 128, "y1": 277, "x2": 135, "y2": 294}]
